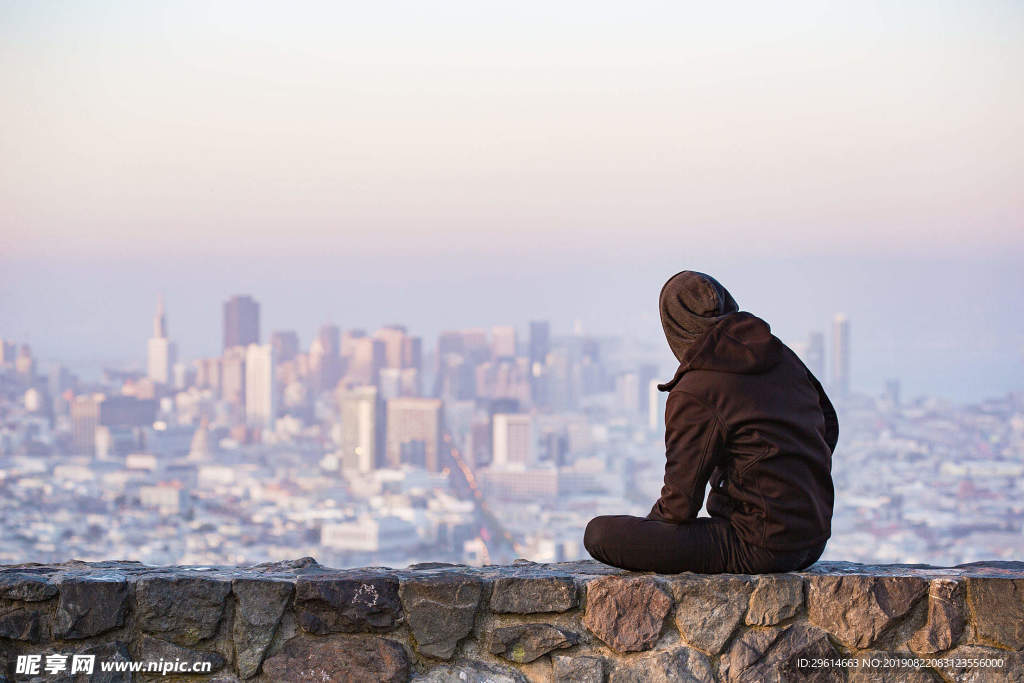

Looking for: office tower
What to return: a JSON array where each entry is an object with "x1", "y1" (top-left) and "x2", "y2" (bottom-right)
[
  {"x1": 491, "y1": 326, "x2": 517, "y2": 359},
  {"x1": 223, "y1": 295, "x2": 260, "y2": 350},
  {"x1": 270, "y1": 330, "x2": 300, "y2": 363},
  {"x1": 340, "y1": 329, "x2": 368, "y2": 357},
  {"x1": 806, "y1": 332, "x2": 826, "y2": 381},
  {"x1": 648, "y1": 379, "x2": 666, "y2": 431},
  {"x1": 245, "y1": 343, "x2": 276, "y2": 429},
  {"x1": 194, "y1": 357, "x2": 223, "y2": 392},
  {"x1": 345, "y1": 337, "x2": 386, "y2": 387},
  {"x1": 71, "y1": 394, "x2": 101, "y2": 455},
  {"x1": 375, "y1": 325, "x2": 408, "y2": 369},
  {"x1": 385, "y1": 397, "x2": 442, "y2": 471},
  {"x1": 402, "y1": 336, "x2": 422, "y2": 372},
  {"x1": 311, "y1": 324, "x2": 343, "y2": 392},
  {"x1": 379, "y1": 367, "x2": 421, "y2": 400},
  {"x1": 615, "y1": 372, "x2": 640, "y2": 415},
  {"x1": 14, "y1": 345, "x2": 35, "y2": 382},
  {"x1": 637, "y1": 364, "x2": 659, "y2": 415},
  {"x1": 832, "y1": 314, "x2": 850, "y2": 398},
  {"x1": 476, "y1": 358, "x2": 531, "y2": 405},
  {"x1": 0, "y1": 340, "x2": 15, "y2": 366},
  {"x1": 99, "y1": 396, "x2": 158, "y2": 427},
  {"x1": 492, "y1": 413, "x2": 534, "y2": 468},
  {"x1": 528, "y1": 321, "x2": 551, "y2": 367},
  {"x1": 436, "y1": 331, "x2": 465, "y2": 370},
  {"x1": 435, "y1": 354, "x2": 476, "y2": 402},
  {"x1": 147, "y1": 295, "x2": 178, "y2": 384},
  {"x1": 221, "y1": 346, "x2": 247, "y2": 410},
  {"x1": 338, "y1": 386, "x2": 383, "y2": 472}
]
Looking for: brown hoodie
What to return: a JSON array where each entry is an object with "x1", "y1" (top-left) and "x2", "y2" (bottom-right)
[{"x1": 649, "y1": 306, "x2": 838, "y2": 552}]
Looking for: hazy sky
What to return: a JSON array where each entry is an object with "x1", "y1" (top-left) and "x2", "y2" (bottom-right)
[{"x1": 2, "y1": 1, "x2": 1022, "y2": 401}]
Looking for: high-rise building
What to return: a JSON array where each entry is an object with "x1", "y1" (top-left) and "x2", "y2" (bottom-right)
[
  {"x1": 223, "y1": 295, "x2": 260, "y2": 350},
  {"x1": 221, "y1": 346, "x2": 247, "y2": 412},
  {"x1": 385, "y1": 397, "x2": 442, "y2": 471},
  {"x1": 338, "y1": 386, "x2": 383, "y2": 473},
  {"x1": 345, "y1": 337, "x2": 386, "y2": 387},
  {"x1": 648, "y1": 379, "x2": 667, "y2": 432},
  {"x1": 492, "y1": 413, "x2": 534, "y2": 468},
  {"x1": 245, "y1": 343, "x2": 276, "y2": 429},
  {"x1": 806, "y1": 332, "x2": 825, "y2": 381},
  {"x1": 14, "y1": 344, "x2": 35, "y2": 382},
  {"x1": 0, "y1": 340, "x2": 16, "y2": 366},
  {"x1": 99, "y1": 395, "x2": 158, "y2": 427},
  {"x1": 528, "y1": 321, "x2": 550, "y2": 367},
  {"x1": 270, "y1": 330, "x2": 300, "y2": 363},
  {"x1": 375, "y1": 325, "x2": 408, "y2": 369},
  {"x1": 379, "y1": 368, "x2": 421, "y2": 400},
  {"x1": 491, "y1": 326, "x2": 517, "y2": 359},
  {"x1": 615, "y1": 372, "x2": 640, "y2": 415},
  {"x1": 476, "y1": 358, "x2": 530, "y2": 405},
  {"x1": 311, "y1": 324, "x2": 343, "y2": 392},
  {"x1": 832, "y1": 314, "x2": 850, "y2": 398},
  {"x1": 70, "y1": 394, "x2": 102, "y2": 456},
  {"x1": 147, "y1": 295, "x2": 177, "y2": 384}
]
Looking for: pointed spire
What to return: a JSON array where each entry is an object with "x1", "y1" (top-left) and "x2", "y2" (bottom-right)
[{"x1": 153, "y1": 294, "x2": 167, "y2": 339}]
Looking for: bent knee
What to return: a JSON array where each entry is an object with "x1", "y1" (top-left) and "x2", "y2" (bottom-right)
[{"x1": 583, "y1": 516, "x2": 612, "y2": 553}]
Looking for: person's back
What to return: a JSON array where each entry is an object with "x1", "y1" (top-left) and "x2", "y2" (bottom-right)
[{"x1": 584, "y1": 271, "x2": 837, "y2": 574}]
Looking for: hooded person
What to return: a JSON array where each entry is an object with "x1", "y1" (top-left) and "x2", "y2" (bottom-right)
[{"x1": 583, "y1": 270, "x2": 838, "y2": 574}]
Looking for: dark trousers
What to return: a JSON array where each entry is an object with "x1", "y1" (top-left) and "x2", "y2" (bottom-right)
[{"x1": 583, "y1": 514, "x2": 826, "y2": 574}]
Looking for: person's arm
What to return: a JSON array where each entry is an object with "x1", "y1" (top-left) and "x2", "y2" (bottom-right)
[
  {"x1": 803, "y1": 366, "x2": 839, "y2": 453},
  {"x1": 647, "y1": 390, "x2": 725, "y2": 523}
]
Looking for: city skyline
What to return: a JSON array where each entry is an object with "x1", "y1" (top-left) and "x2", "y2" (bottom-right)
[{"x1": 2, "y1": 2, "x2": 1023, "y2": 404}]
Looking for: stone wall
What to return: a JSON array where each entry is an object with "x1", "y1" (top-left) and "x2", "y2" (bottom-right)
[{"x1": 0, "y1": 557, "x2": 1022, "y2": 682}]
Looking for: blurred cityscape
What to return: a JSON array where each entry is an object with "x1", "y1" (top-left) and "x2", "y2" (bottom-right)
[{"x1": 1, "y1": 295, "x2": 1021, "y2": 568}]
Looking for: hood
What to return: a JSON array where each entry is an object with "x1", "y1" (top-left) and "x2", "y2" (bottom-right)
[
  {"x1": 659, "y1": 270, "x2": 739, "y2": 363},
  {"x1": 657, "y1": 312, "x2": 783, "y2": 391}
]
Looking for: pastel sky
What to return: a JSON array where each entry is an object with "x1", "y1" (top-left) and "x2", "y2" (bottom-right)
[{"x1": 1, "y1": 1, "x2": 1022, "y2": 401}]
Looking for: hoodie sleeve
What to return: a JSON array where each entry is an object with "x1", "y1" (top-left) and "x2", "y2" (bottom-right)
[
  {"x1": 647, "y1": 390, "x2": 725, "y2": 523},
  {"x1": 802, "y1": 366, "x2": 839, "y2": 453}
]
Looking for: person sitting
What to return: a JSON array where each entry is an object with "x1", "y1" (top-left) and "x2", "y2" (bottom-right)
[{"x1": 583, "y1": 270, "x2": 838, "y2": 574}]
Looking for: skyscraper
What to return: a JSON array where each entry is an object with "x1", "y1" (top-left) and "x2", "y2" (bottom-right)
[
  {"x1": 385, "y1": 397, "x2": 442, "y2": 471},
  {"x1": 147, "y1": 295, "x2": 177, "y2": 384},
  {"x1": 492, "y1": 413, "x2": 534, "y2": 468},
  {"x1": 270, "y1": 330, "x2": 300, "y2": 363},
  {"x1": 245, "y1": 343, "x2": 276, "y2": 429},
  {"x1": 806, "y1": 331, "x2": 826, "y2": 381},
  {"x1": 338, "y1": 386, "x2": 383, "y2": 473},
  {"x1": 528, "y1": 321, "x2": 551, "y2": 367},
  {"x1": 832, "y1": 314, "x2": 850, "y2": 399},
  {"x1": 491, "y1": 326, "x2": 517, "y2": 359},
  {"x1": 311, "y1": 324, "x2": 342, "y2": 391},
  {"x1": 223, "y1": 295, "x2": 260, "y2": 350},
  {"x1": 70, "y1": 394, "x2": 101, "y2": 456}
]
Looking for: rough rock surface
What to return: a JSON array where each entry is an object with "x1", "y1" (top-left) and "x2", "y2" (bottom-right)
[
  {"x1": 909, "y1": 579, "x2": 965, "y2": 654},
  {"x1": 262, "y1": 635, "x2": 409, "y2": 683},
  {"x1": 400, "y1": 573, "x2": 482, "y2": 659},
  {"x1": 0, "y1": 559, "x2": 1020, "y2": 682},
  {"x1": 490, "y1": 574, "x2": 577, "y2": 613},
  {"x1": 670, "y1": 575, "x2": 753, "y2": 654},
  {"x1": 583, "y1": 575, "x2": 673, "y2": 653},
  {"x1": 231, "y1": 576, "x2": 293, "y2": 678},
  {"x1": 53, "y1": 574, "x2": 128, "y2": 639},
  {"x1": 746, "y1": 574, "x2": 804, "y2": 626},
  {"x1": 294, "y1": 573, "x2": 402, "y2": 634},
  {"x1": 806, "y1": 574, "x2": 928, "y2": 648},
  {"x1": 487, "y1": 623, "x2": 578, "y2": 663},
  {"x1": 133, "y1": 574, "x2": 232, "y2": 645},
  {"x1": 965, "y1": 576, "x2": 1024, "y2": 650}
]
